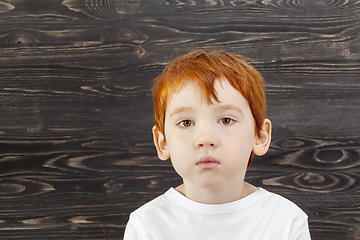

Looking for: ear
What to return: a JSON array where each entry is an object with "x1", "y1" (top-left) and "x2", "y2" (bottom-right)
[
  {"x1": 253, "y1": 119, "x2": 272, "y2": 156},
  {"x1": 152, "y1": 125, "x2": 170, "y2": 161}
]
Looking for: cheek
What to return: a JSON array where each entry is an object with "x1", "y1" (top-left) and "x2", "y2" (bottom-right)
[
  {"x1": 166, "y1": 128, "x2": 192, "y2": 147},
  {"x1": 166, "y1": 136, "x2": 192, "y2": 162},
  {"x1": 168, "y1": 150, "x2": 192, "y2": 179},
  {"x1": 166, "y1": 137, "x2": 189, "y2": 160},
  {"x1": 224, "y1": 131, "x2": 255, "y2": 154}
]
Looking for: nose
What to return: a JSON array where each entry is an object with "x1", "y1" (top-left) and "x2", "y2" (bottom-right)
[{"x1": 195, "y1": 126, "x2": 219, "y2": 149}]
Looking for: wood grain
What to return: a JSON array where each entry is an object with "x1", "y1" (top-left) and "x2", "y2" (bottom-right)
[{"x1": 0, "y1": 0, "x2": 359, "y2": 239}]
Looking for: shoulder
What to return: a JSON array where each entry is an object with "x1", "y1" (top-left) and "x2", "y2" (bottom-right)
[
  {"x1": 248, "y1": 188, "x2": 311, "y2": 239},
  {"x1": 257, "y1": 188, "x2": 307, "y2": 217},
  {"x1": 125, "y1": 188, "x2": 182, "y2": 239},
  {"x1": 254, "y1": 188, "x2": 310, "y2": 237},
  {"x1": 129, "y1": 188, "x2": 177, "y2": 219}
]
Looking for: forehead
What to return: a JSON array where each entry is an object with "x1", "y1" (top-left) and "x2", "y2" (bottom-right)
[
  {"x1": 171, "y1": 77, "x2": 225, "y2": 103},
  {"x1": 166, "y1": 79, "x2": 251, "y2": 113}
]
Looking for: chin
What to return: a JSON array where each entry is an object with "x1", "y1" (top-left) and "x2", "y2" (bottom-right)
[{"x1": 196, "y1": 180, "x2": 227, "y2": 190}]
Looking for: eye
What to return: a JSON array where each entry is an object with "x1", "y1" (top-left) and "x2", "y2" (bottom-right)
[
  {"x1": 220, "y1": 118, "x2": 234, "y2": 125},
  {"x1": 178, "y1": 120, "x2": 194, "y2": 127}
]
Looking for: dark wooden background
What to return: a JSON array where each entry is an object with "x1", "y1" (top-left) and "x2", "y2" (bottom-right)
[{"x1": 1, "y1": 0, "x2": 359, "y2": 239}]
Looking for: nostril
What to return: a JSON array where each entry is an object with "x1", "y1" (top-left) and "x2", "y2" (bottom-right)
[{"x1": 197, "y1": 143, "x2": 215, "y2": 147}]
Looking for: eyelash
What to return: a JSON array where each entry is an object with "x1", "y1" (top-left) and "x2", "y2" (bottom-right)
[
  {"x1": 177, "y1": 118, "x2": 235, "y2": 127},
  {"x1": 177, "y1": 120, "x2": 194, "y2": 127},
  {"x1": 219, "y1": 117, "x2": 234, "y2": 125}
]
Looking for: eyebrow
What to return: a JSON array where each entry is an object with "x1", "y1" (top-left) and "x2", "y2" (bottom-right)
[
  {"x1": 216, "y1": 104, "x2": 244, "y2": 114},
  {"x1": 169, "y1": 107, "x2": 194, "y2": 117},
  {"x1": 169, "y1": 104, "x2": 243, "y2": 118}
]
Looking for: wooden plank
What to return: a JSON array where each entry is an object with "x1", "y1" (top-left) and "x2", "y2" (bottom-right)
[{"x1": 0, "y1": 0, "x2": 359, "y2": 239}]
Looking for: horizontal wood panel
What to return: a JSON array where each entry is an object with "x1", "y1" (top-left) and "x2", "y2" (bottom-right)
[{"x1": 1, "y1": 0, "x2": 360, "y2": 239}]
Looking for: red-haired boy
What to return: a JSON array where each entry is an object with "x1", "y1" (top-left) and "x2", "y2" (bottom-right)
[{"x1": 124, "y1": 49, "x2": 311, "y2": 240}]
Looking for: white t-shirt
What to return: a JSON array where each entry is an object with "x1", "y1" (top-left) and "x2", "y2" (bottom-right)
[{"x1": 124, "y1": 187, "x2": 311, "y2": 240}]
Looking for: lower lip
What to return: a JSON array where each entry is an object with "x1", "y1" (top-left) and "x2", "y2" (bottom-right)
[{"x1": 196, "y1": 161, "x2": 220, "y2": 170}]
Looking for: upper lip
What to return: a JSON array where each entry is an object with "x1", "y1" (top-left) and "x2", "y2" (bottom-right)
[{"x1": 197, "y1": 156, "x2": 219, "y2": 164}]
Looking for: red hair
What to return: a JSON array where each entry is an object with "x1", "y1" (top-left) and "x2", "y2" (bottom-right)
[{"x1": 152, "y1": 49, "x2": 266, "y2": 167}]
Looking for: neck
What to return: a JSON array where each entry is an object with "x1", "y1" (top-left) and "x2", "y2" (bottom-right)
[{"x1": 176, "y1": 181, "x2": 257, "y2": 204}]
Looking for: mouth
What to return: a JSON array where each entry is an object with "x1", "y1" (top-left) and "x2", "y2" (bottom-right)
[{"x1": 196, "y1": 156, "x2": 220, "y2": 170}]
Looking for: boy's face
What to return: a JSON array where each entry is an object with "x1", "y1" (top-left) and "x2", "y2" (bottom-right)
[{"x1": 153, "y1": 79, "x2": 270, "y2": 194}]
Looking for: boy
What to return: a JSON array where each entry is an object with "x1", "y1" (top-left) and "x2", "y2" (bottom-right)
[{"x1": 123, "y1": 49, "x2": 311, "y2": 240}]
